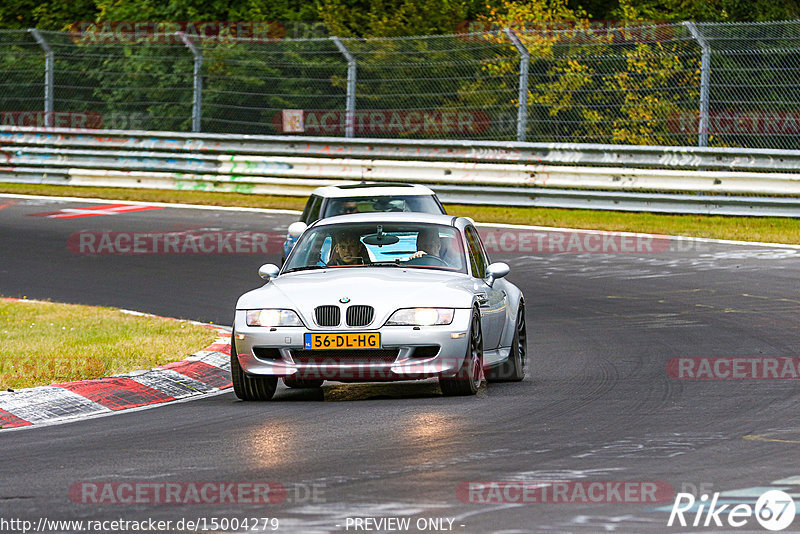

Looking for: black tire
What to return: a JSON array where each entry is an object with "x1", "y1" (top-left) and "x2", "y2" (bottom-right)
[
  {"x1": 230, "y1": 330, "x2": 278, "y2": 401},
  {"x1": 440, "y1": 308, "x2": 483, "y2": 396},
  {"x1": 487, "y1": 302, "x2": 526, "y2": 382},
  {"x1": 283, "y1": 377, "x2": 324, "y2": 389}
]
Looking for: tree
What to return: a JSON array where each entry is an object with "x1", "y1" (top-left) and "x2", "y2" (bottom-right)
[
  {"x1": 316, "y1": 0, "x2": 491, "y2": 37},
  {"x1": 0, "y1": 0, "x2": 97, "y2": 30}
]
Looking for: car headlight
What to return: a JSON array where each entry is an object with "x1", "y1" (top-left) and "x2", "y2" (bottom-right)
[
  {"x1": 246, "y1": 309, "x2": 303, "y2": 327},
  {"x1": 386, "y1": 308, "x2": 454, "y2": 326}
]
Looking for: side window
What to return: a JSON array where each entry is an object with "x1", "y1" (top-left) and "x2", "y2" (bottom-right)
[
  {"x1": 302, "y1": 195, "x2": 323, "y2": 224},
  {"x1": 464, "y1": 226, "x2": 487, "y2": 279},
  {"x1": 317, "y1": 236, "x2": 333, "y2": 265},
  {"x1": 298, "y1": 234, "x2": 332, "y2": 267}
]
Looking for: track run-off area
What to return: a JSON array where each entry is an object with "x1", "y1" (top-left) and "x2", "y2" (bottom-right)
[{"x1": 1, "y1": 193, "x2": 800, "y2": 533}]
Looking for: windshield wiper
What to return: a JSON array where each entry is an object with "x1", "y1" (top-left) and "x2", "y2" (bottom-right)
[{"x1": 282, "y1": 265, "x2": 327, "y2": 273}]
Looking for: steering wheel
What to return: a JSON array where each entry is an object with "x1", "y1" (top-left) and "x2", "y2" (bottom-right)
[{"x1": 405, "y1": 254, "x2": 447, "y2": 267}]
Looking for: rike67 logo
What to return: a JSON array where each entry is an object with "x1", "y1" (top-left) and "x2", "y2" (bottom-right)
[{"x1": 668, "y1": 490, "x2": 796, "y2": 531}]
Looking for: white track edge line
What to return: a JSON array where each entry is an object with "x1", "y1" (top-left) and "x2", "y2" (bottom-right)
[
  {"x1": 473, "y1": 222, "x2": 800, "y2": 250},
  {"x1": 3, "y1": 192, "x2": 798, "y2": 249},
  {"x1": 0, "y1": 193, "x2": 302, "y2": 214}
]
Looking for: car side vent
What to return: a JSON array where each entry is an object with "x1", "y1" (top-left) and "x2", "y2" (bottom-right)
[
  {"x1": 315, "y1": 305, "x2": 340, "y2": 327},
  {"x1": 253, "y1": 347, "x2": 282, "y2": 360},
  {"x1": 346, "y1": 305, "x2": 374, "y2": 327}
]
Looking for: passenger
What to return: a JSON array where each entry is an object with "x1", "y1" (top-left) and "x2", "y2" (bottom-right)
[{"x1": 329, "y1": 231, "x2": 370, "y2": 265}]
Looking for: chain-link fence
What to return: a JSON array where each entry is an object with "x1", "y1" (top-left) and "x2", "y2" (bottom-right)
[{"x1": 2, "y1": 21, "x2": 800, "y2": 148}]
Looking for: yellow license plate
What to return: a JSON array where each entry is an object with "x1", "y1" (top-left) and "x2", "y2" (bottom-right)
[{"x1": 304, "y1": 332, "x2": 380, "y2": 350}]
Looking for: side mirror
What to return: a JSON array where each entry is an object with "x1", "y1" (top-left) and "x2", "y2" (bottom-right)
[
  {"x1": 486, "y1": 262, "x2": 510, "y2": 287},
  {"x1": 287, "y1": 221, "x2": 307, "y2": 239},
  {"x1": 258, "y1": 263, "x2": 280, "y2": 281}
]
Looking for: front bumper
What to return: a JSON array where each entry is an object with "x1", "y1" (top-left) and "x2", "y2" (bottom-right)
[{"x1": 233, "y1": 308, "x2": 472, "y2": 382}]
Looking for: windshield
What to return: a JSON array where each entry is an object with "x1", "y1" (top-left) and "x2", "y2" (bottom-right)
[
  {"x1": 322, "y1": 195, "x2": 443, "y2": 217},
  {"x1": 283, "y1": 222, "x2": 466, "y2": 274}
]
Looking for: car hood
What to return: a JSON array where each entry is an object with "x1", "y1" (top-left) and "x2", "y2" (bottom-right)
[{"x1": 237, "y1": 267, "x2": 477, "y2": 327}]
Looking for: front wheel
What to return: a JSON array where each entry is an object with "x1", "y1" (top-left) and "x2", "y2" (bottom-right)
[
  {"x1": 487, "y1": 302, "x2": 526, "y2": 382},
  {"x1": 230, "y1": 330, "x2": 278, "y2": 401},
  {"x1": 440, "y1": 309, "x2": 483, "y2": 396}
]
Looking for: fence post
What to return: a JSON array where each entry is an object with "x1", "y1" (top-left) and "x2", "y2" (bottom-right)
[
  {"x1": 330, "y1": 36, "x2": 357, "y2": 138},
  {"x1": 503, "y1": 28, "x2": 529, "y2": 142},
  {"x1": 177, "y1": 31, "x2": 203, "y2": 133},
  {"x1": 28, "y1": 29, "x2": 54, "y2": 127},
  {"x1": 683, "y1": 21, "x2": 711, "y2": 148}
]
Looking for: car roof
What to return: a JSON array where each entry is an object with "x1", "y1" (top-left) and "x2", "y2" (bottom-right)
[
  {"x1": 311, "y1": 212, "x2": 463, "y2": 228},
  {"x1": 311, "y1": 182, "x2": 437, "y2": 198}
]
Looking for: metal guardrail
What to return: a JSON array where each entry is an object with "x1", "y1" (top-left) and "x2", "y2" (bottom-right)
[
  {"x1": 2, "y1": 127, "x2": 800, "y2": 217},
  {"x1": 5, "y1": 126, "x2": 800, "y2": 171}
]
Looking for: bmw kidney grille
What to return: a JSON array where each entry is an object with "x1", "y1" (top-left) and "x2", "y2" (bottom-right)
[
  {"x1": 346, "y1": 305, "x2": 374, "y2": 327},
  {"x1": 315, "y1": 305, "x2": 340, "y2": 327},
  {"x1": 314, "y1": 304, "x2": 374, "y2": 327}
]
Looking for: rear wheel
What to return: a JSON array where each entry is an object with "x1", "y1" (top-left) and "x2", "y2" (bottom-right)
[
  {"x1": 487, "y1": 302, "x2": 526, "y2": 382},
  {"x1": 283, "y1": 377, "x2": 324, "y2": 389},
  {"x1": 230, "y1": 330, "x2": 278, "y2": 401},
  {"x1": 440, "y1": 309, "x2": 483, "y2": 396}
]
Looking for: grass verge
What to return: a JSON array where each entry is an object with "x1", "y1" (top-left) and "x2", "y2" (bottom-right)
[
  {"x1": 0, "y1": 299, "x2": 218, "y2": 390},
  {"x1": 445, "y1": 205, "x2": 800, "y2": 245},
  {"x1": 0, "y1": 183, "x2": 307, "y2": 211},
  {"x1": 1, "y1": 183, "x2": 799, "y2": 244}
]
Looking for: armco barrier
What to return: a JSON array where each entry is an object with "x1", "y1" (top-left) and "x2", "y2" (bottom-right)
[{"x1": 2, "y1": 126, "x2": 800, "y2": 216}]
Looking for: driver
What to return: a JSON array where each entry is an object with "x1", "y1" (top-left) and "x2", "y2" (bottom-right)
[
  {"x1": 329, "y1": 231, "x2": 370, "y2": 265},
  {"x1": 336, "y1": 201, "x2": 359, "y2": 215},
  {"x1": 409, "y1": 228, "x2": 457, "y2": 266}
]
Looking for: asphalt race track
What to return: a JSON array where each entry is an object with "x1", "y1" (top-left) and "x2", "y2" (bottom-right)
[{"x1": 2, "y1": 194, "x2": 800, "y2": 533}]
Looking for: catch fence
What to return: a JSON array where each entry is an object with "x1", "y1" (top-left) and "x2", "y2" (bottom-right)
[{"x1": 2, "y1": 21, "x2": 800, "y2": 148}]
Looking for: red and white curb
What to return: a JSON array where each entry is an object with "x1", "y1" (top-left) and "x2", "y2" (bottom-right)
[{"x1": 0, "y1": 307, "x2": 232, "y2": 431}]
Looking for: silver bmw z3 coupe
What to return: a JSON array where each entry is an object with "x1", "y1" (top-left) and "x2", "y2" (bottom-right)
[{"x1": 232, "y1": 212, "x2": 526, "y2": 400}]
